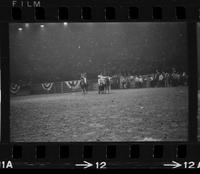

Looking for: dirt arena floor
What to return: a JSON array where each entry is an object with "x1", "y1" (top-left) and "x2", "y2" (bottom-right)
[{"x1": 10, "y1": 87, "x2": 188, "y2": 142}]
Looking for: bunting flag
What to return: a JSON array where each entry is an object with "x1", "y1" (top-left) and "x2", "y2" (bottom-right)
[
  {"x1": 41, "y1": 82, "x2": 54, "y2": 91},
  {"x1": 10, "y1": 83, "x2": 20, "y2": 94},
  {"x1": 65, "y1": 80, "x2": 80, "y2": 89}
]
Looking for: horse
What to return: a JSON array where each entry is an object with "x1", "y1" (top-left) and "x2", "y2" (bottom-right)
[{"x1": 80, "y1": 78, "x2": 88, "y2": 94}]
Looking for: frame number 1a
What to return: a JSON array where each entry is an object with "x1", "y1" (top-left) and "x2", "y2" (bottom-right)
[{"x1": 0, "y1": 161, "x2": 13, "y2": 169}]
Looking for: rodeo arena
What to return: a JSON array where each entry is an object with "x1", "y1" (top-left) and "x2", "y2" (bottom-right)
[
  {"x1": 9, "y1": 23, "x2": 188, "y2": 142},
  {"x1": 10, "y1": 69, "x2": 187, "y2": 96},
  {"x1": 10, "y1": 68, "x2": 188, "y2": 142}
]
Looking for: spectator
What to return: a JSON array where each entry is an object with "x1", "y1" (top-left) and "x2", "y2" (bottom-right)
[
  {"x1": 126, "y1": 77, "x2": 131, "y2": 88},
  {"x1": 149, "y1": 75, "x2": 154, "y2": 87},
  {"x1": 159, "y1": 73, "x2": 164, "y2": 87},
  {"x1": 164, "y1": 72, "x2": 170, "y2": 87},
  {"x1": 143, "y1": 76, "x2": 148, "y2": 88},
  {"x1": 154, "y1": 70, "x2": 160, "y2": 87},
  {"x1": 120, "y1": 75, "x2": 126, "y2": 89},
  {"x1": 139, "y1": 75, "x2": 143, "y2": 88},
  {"x1": 181, "y1": 72, "x2": 187, "y2": 86},
  {"x1": 135, "y1": 75, "x2": 139, "y2": 88}
]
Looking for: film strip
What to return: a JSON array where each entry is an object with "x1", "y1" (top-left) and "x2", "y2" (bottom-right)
[{"x1": 0, "y1": 0, "x2": 200, "y2": 169}]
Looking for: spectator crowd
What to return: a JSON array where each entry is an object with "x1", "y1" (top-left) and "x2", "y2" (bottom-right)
[{"x1": 110, "y1": 68, "x2": 188, "y2": 89}]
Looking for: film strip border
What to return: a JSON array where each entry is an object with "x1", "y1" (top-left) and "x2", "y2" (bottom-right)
[
  {"x1": 0, "y1": 0, "x2": 200, "y2": 169},
  {"x1": 0, "y1": 0, "x2": 200, "y2": 21},
  {"x1": 0, "y1": 143, "x2": 200, "y2": 168}
]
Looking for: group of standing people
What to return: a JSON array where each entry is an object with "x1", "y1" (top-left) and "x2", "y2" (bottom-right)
[
  {"x1": 97, "y1": 73, "x2": 112, "y2": 94},
  {"x1": 80, "y1": 72, "x2": 112, "y2": 94},
  {"x1": 113, "y1": 69, "x2": 188, "y2": 89},
  {"x1": 79, "y1": 68, "x2": 187, "y2": 94},
  {"x1": 150, "y1": 70, "x2": 187, "y2": 88}
]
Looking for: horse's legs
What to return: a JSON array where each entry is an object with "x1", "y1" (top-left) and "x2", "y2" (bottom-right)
[
  {"x1": 85, "y1": 85, "x2": 88, "y2": 94},
  {"x1": 84, "y1": 87, "x2": 86, "y2": 95},
  {"x1": 81, "y1": 86, "x2": 85, "y2": 95},
  {"x1": 99, "y1": 85, "x2": 102, "y2": 94},
  {"x1": 105, "y1": 84, "x2": 108, "y2": 94},
  {"x1": 102, "y1": 85, "x2": 104, "y2": 94}
]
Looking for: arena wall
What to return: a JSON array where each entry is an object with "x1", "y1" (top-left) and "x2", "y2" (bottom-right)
[{"x1": 10, "y1": 75, "x2": 187, "y2": 97}]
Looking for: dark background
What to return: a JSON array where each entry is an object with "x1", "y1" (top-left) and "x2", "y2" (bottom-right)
[{"x1": 9, "y1": 22, "x2": 188, "y2": 83}]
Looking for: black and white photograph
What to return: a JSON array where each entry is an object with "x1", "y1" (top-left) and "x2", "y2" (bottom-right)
[{"x1": 10, "y1": 22, "x2": 188, "y2": 142}]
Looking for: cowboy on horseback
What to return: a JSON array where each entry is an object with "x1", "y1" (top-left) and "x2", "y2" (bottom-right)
[
  {"x1": 80, "y1": 73, "x2": 88, "y2": 94},
  {"x1": 81, "y1": 73, "x2": 87, "y2": 84}
]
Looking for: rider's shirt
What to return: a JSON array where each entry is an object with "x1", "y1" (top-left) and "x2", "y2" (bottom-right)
[
  {"x1": 98, "y1": 78, "x2": 101, "y2": 85},
  {"x1": 83, "y1": 77, "x2": 87, "y2": 83}
]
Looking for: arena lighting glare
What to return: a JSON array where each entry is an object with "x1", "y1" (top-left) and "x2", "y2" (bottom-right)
[{"x1": 18, "y1": 27, "x2": 23, "y2": 31}]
